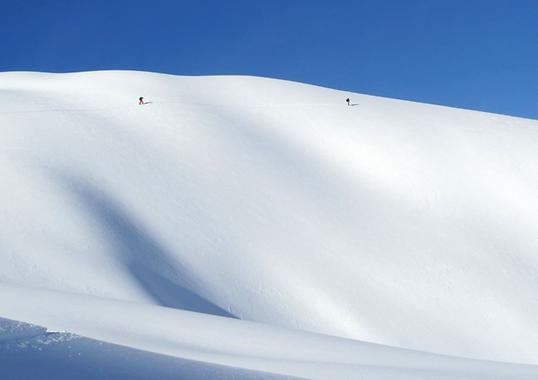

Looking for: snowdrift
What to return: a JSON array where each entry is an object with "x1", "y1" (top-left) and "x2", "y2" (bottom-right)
[{"x1": 1, "y1": 71, "x2": 538, "y2": 379}]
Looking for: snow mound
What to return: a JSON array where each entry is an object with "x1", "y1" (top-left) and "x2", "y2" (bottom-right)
[{"x1": 1, "y1": 71, "x2": 538, "y2": 378}]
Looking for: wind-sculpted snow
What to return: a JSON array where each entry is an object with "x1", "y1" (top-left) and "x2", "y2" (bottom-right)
[
  {"x1": 0, "y1": 318, "x2": 299, "y2": 380},
  {"x1": 1, "y1": 71, "x2": 538, "y2": 378},
  {"x1": 1, "y1": 290, "x2": 537, "y2": 380}
]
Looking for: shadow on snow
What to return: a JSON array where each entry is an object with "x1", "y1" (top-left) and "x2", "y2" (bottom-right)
[{"x1": 59, "y1": 175, "x2": 236, "y2": 319}]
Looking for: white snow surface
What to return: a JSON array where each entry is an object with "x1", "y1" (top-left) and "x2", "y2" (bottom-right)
[{"x1": 1, "y1": 70, "x2": 538, "y2": 379}]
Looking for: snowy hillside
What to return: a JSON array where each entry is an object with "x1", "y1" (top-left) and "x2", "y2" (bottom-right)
[{"x1": 1, "y1": 70, "x2": 538, "y2": 379}]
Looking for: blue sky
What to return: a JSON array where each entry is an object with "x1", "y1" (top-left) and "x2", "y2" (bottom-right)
[{"x1": 2, "y1": 0, "x2": 538, "y2": 119}]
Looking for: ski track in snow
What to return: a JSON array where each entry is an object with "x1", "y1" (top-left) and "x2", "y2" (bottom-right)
[{"x1": 1, "y1": 70, "x2": 538, "y2": 379}]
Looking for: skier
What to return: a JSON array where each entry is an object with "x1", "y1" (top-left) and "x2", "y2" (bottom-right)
[
  {"x1": 139, "y1": 96, "x2": 145, "y2": 105},
  {"x1": 346, "y1": 98, "x2": 350, "y2": 106}
]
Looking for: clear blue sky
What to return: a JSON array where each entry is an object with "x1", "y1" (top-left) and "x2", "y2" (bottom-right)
[{"x1": 2, "y1": 0, "x2": 538, "y2": 119}]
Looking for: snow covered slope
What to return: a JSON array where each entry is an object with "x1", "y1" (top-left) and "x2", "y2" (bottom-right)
[
  {"x1": 1, "y1": 71, "x2": 538, "y2": 378},
  {"x1": 0, "y1": 316, "x2": 298, "y2": 380}
]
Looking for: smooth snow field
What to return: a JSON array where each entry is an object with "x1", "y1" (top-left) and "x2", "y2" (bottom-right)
[{"x1": 1, "y1": 71, "x2": 538, "y2": 379}]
